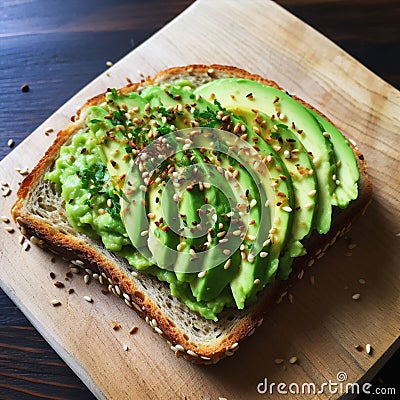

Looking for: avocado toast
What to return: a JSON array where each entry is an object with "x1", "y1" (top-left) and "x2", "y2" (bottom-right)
[{"x1": 11, "y1": 64, "x2": 372, "y2": 363}]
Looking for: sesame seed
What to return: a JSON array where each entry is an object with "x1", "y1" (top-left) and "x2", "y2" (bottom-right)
[
  {"x1": 106, "y1": 60, "x2": 113, "y2": 67},
  {"x1": 254, "y1": 278, "x2": 260, "y2": 285},
  {"x1": 274, "y1": 358, "x2": 284, "y2": 365},
  {"x1": 83, "y1": 295, "x2": 93, "y2": 303},
  {"x1": 247, "y1": 253, "x2": 255, "y2": 263},
  {"x1": 223, "y1": 249, "x2": 231, "y2": 256},
  {"x1": 187, "y1": 349, "x2": 198, "y2": 357},
  {"x1": 310, "y1": 275, "x2": 315, "y2": 285},
  {"x1": 278, "y1": 113, "x2": 286, "y2": 121},
  {"x1": 147, "y1": 213, "x2": 156, "y2": 220},
  {"x1": 2, "y1": 188, "x2": 11, "y2": 197},
  {"x1": 217, "y1": 231, "x2": 226, "y2": 238},
  {"x1": 288, "y1": 293, "x2": 294, "y2": 303},
  {"x1": 50, "y1": 299, "x2": 61, "y2": 306},
  {"x1": 140, "y1": 230, "x2": 149, "y2": 237},
  {"x1": 129, "y1": 325, "x2": 138, "y2": 334},
  {"x1": 283, "y1": 150, "x2": 290, "y2": 159},
  {"x1": 304, "y1": 202, "x2": 314, "y2": 209},
  {"x1": 348, "y1": 243, "x2": 358, "y2": 250},
  {"x1": 198, "y1": 271, "x2": 207, "y2": 278},
  {"x1": 223, "y1": 259, "x2": 232, "y2": 270},
  {"x1": 23, "y1": 241, "x2": 30, "y2": 251},
  {"x1": 312, "y1": 156, "x2": 321, "y2": 166},
  {"x1": 282, "y1": 206, "x2": 292, "y2": 212},
  {"x1": 263, "y1": 239, "x2": 271, "y2": 247},
  {"x1": 359, "y1": 278, "x2": 366, "y2": 285},
  {"x1": 207, "y1": 68, "x2": 214, "y2": 75},
  {"x1": 344, "y1": 251, "x2": 353, "y2": 257},
  {"x1": 5, "y1": 226, "x2": 14, "y2": 233},
  {"x1": 7, "y1": 139, "x2": 14, "y2": 148},
  {"x1": 84, "y1": 274, "x2": 90, "y2": 284},
  {"x1": 289, "y1": 356, "x2": 297, "y2": 364},
  {"x1": 232, "y1": 230, "x2": 241, "y2": 236},
  {"x1": 1, "y1": 216, "x2": 10, "y2": 223},
  {"x1": 308, "y1": 189, "x2": 317, "y2": 197},
  {"x1": 352, "y1": 293, "x2": 361, "y2": 300},
  {"x1": 366, "y1": 343, "x2": 372, "y2": 355},
  {"x1": 323, "y1": 132, "x2": 331, "y2": 139},
  {"x1": 250, "y1": 199, "x2": 257, "y2": 208},
  {"x1": 260, "y1": 251, "x2": 268, "y2": 258}
]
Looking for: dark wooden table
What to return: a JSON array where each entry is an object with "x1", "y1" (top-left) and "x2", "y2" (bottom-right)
[{"x1": 1, "y1": 1, "x2": 399, "y2": 399}]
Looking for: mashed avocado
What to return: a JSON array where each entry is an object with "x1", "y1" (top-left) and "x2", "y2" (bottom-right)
[{"x1": 46, "y1": 79, "x2": 358, "y2": 320}]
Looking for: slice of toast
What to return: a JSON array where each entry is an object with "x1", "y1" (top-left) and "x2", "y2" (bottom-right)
[{"x1": 11, "y1": 64, "x2": 372, "y2": 364}]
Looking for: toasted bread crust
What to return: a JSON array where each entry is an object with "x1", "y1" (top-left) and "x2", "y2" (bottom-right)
[{"x1": 11, "y1": 64, "x2": 372, "y2": 364}]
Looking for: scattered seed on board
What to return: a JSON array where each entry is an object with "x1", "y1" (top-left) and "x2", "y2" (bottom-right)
[
  {"x1": 1, "y1": 216, "x2": 10, "y2": 223},
  {"x1": 83, "y1": 295, "x2": 93, "y2": 303},
  {"x1": 366, "y1": 343, "x2": 372, "y2": 355},
  {"x1": 359, "y1": 278, "x2": 366, "y2": 284},
  {"x1": 129, "y1": 325, "x2": 138, "y2": 334},
  {"x1": 7, "y1": 139, "x2": 15, "y2": 147},
  {"x1": 289, "y1": 356, "x2": 298, "y2": 364},
  {"x1": 274, "y1": 358, "x2": 284, "y2": 365},
  {"x1": 5, "y1": 226, "x2": 14, "y2": 233},
  {"x1": 352, "y1": 293, "x2": 361, "y2": 300},
  {"x1": 310, "y1": 275, "x2": 315, "y2": 285},
  {"x1": 123, "y1": 344, "x2": 129, "y2": 351},
  {"x1": 106, "y1": 60, "x2": 113, "y2": 67},
  {"x1": 50, "y1": 299, "x2": 61, "y2": 306},
  {"x1": 84, "y1": 274, "x2": 91, "y2": 284},
  {"x1": 23, "y1": 241, "x2": 30, "y2": 251}
]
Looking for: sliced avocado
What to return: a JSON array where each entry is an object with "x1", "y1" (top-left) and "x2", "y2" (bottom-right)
[
  {"x1": 228, "y1": 107, "x2": 317, "y2": 241},
  {"x1": 307, "y1": 109, "x2": 359, "y2": 208},
  {"x1": 195, "y1": 78, "x2": 337, "y2": 234}
]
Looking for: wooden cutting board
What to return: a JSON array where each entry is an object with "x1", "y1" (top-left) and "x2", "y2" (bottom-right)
[{"x1": 1, "y1": 1, "x2": 399, "y2": 399}]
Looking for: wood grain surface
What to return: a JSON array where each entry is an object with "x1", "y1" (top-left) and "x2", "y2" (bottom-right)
[{"x1": 1, "y1": 1, "x2": 399, "y2": 399}]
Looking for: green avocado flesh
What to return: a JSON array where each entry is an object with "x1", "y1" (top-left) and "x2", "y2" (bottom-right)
[{"x1": 46, "y1": 78, "x2": 359, "y2": 320}]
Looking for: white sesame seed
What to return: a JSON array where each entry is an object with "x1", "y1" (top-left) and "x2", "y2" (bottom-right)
[
  {"x1": 106, "y1": 60, "x2": 113, "y2": 67},
  {"x1": 263, "y1": 239, "x2": 271, "y2": 247},
  {"x1": 308, "y1": 189, "x2": 317, "y2": 197},
  {"x1": 247, "y1": 253, "x2": 255, "y2": 263},
  {"x1": 250, "y1": 199, "x2": 257, "y2": 209},
  {"x1": 175, "y1": 344, "x2": 185, "y2": 352},
  {"x1": 312, "y1": 156, "x2": 321, "y2": 166},
  {"x1": 323, "y1": 132, "x2": 331, "y2": 139},
  {"x1": 254, "y1": 278, "x2": 260, "y2": 285},
  {"x1": 140, "y1": 230, "x2": 149, "y2": 237},
  {"x1": 207, "y1": 68, "x2": 214, "y2": 75},
  {"x1": 70, "y1": 267, "x2": 80, "y2": 274},
  {"x1": 289, "y1": 356, "x2": 297, "y2": 364},
  {"x1": 1, "y1": 216, "x2": 10, "y2": 223},
  {"x1": 274, "y1": 358, "x2": 284, "y2": 365},
  {"x1": 23, "y1": 241, "x2": 30, "y2": 251},
  {"x1": 298, "y1": 269, "x2": 304, "y2": 280},
  {"x1": 123, "y1": 344, "x2": 129, "y2": 351},
  {"x1": 187, "y1": 349, "x2": 198, "y2": 357},
  {"x1": 358, "y1": 278, "x2": 366, "y2": 285},
  {"x1": 84, "y1": 274, "x2": 90, "y2": 284},
  {"x1": 198, "y1": 270, "x2": 207, "y2": 278},
  {"x1": 282, "y1": 206, "x2": 292, "y2": 212},
  {"x1": 260, "y1": 251, "x2": 268, "y2": 258},
  {"x1": 50, "y1": 299, "x2": 61, "y2": 306},
  {"x1": 352, "y1": 293, "x2": 361, "y2": 300},
  {"x1": 246, "y1": 234, "x2": 256, "y2": 241},
  {"x1": 348, "y1": 243, "x2": 358, "y2": 250},
  {"x1": 223, "y1": 249, "x2": 231, "y2": 256},
  {"x1": 304, "y1": 202, "x2": 314, "y2": 209},
  {"x1": 366, "y1": 343, "x2": 372, "y2": 354},
  {"x1": 83, "y1": 296, "x2": 93, "y2": 303},
  {"x1": 310, "y1": 275, "x2": 315, "y2": 285},
  {"x1": 223, "y1": 259, "x2": 232, "y2": 270},
  {"x1": 283, "y1": 150, "x2": 290, "y2": 159},
  {"x1": 7, "y1": 139, "x2": 14, "y2": 147},
  {"x1": 154, "y1": 327, "x2": 163, "y2": 335},
  {"x1": 5, "y1": 226, "x2": 14, "y2": 233},
  {"x1": 217, "y1": 231, "x2": 226, "y2": 238}
]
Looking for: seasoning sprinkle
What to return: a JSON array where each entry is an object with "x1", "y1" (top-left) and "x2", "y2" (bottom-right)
[
  {"x1": 83, "y1": 295, "x2": 93, "y2": 303},
  {"x1": 352, "y1": 293, "x2": 361, "y2": 300},
  {"x1": 289, "y1": 356, "x2": 298, "y2": 364},
  {"x1": 366, "y1": 343, "x2": 372, "y2": 355}
]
